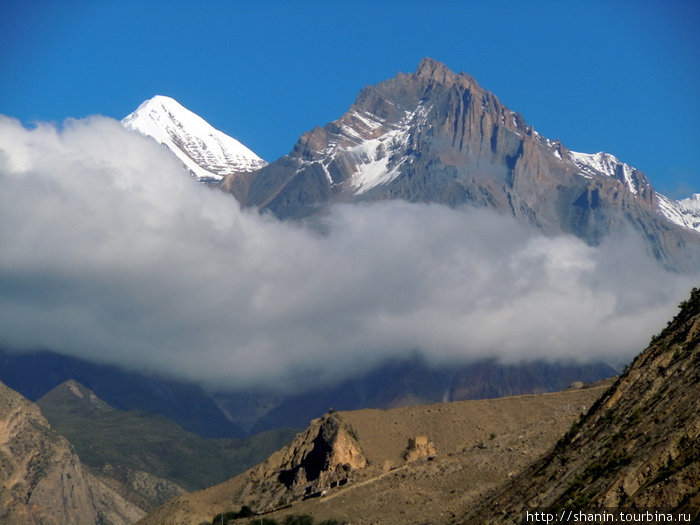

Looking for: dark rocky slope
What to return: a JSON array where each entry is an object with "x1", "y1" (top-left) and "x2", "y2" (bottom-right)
[{"x1": 215, "y1": 357, "x2": 616, "y2": 435}]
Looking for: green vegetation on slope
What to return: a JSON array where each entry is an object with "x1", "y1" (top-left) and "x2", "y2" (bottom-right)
[{"x1": 37, "y1": 380, "x2": 298, "y2": 492}]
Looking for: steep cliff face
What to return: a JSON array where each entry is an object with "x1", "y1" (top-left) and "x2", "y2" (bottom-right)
[
  {"x1": 0, "y1": 381, "x2": 144, "y2": 525},
  {"x1": 241, "y1": 58, "x2": 699, "y2": 271},
  {"x1": 464, "y1": 288, "x2": 700, "y2": 523}
]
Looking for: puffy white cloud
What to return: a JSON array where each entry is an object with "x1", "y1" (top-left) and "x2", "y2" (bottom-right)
[{"x1": 0, "y1": 115, "x2": 695, "y2": 390}]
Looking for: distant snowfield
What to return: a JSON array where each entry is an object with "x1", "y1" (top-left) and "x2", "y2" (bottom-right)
[
  {"x1": 569, "y1": 150, "x2": 640, "y2": 194},
  {"x1": 657, "y1": 193, "x2": 700, "y2": 233},
  {"x1": 569, "y1": 150, "x2": 700, "y2": 234},
  {"x1": 0, "y1": 115, "x2": 697, "y2": 390}
]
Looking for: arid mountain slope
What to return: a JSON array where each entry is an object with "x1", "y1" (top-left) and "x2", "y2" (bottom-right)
[
  {"x1": 136, "y1": 382, "x2": 610, "y2": 525},
  {"x1": 0, "y1": 380, "x2": 144, "y2": 525},
  {"x1": 462, "y1": 288, "x2": 700, "y2": 523}
]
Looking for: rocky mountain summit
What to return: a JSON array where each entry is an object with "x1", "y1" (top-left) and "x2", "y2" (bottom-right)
[
  {"x1": 463, "y1": 288, "x2": 700, "y2": 523},
  {"x1": 0, "y1": 348, "x2": 242, "y2": 438},
  {"x1": 35, "y1": 380, "x2": 188, "y2": 511},
  {"x1": 0, "y1": 380, "x2": 144, "y2": 525},
  {"x1": 234, "y1": 58, "x2": 699, "y2": 271}
]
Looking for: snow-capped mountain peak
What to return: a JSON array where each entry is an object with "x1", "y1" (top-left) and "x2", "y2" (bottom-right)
[{"x1": 122, "y1": 95, "x2": 267, "y2": 182}]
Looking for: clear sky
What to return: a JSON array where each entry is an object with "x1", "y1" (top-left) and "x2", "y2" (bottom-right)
[{"x1": 1, "y1": 0, "x2": 698, "y2": 198}]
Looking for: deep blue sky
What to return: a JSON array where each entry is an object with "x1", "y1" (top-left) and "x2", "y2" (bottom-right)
[{"x1": 1, "y1": 0, "x2": 698, "y2": 197}]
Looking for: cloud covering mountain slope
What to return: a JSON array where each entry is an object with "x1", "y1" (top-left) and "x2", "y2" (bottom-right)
[{"x1": 0, "y1": 115, "x2": 697, "y2": 390}]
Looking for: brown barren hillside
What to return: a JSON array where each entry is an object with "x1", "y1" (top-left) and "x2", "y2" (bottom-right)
[
  {"x1": 136, "y1": 382, "x2": 611, "y2": 525},
  {"x1": 462, "y1": 288, "x2": 700, "y2": 523}
]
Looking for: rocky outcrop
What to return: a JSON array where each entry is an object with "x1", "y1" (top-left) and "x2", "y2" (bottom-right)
[
  {"x1": 238, "y1": 413, "x2": 366, "y2": 511},
  {"x1": 133, "y1": 412, "x2": 369, "y2": 524},
  {"x1": 0, "y1": 380, "x2": 144, "y2": 525},
  {"x1": 463, "y1": 288, "x2": 700, "y2": 523},
  {"x1": 240, "y1": 58, "x2": 700, "y2": 272},
  {"x1": 403, "y1": 435, "x2": 437, "y2": 462}
]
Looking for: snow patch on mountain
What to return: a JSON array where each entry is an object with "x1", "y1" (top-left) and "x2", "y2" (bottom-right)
[
  {"x1": 348, "y1": 109, "x2": 385, "y2": 131},
  {"x1": 569, "y1": 151, "x2": 639, "y2": 195},
  {"x1": 568, "y1": 151, "x2": 699, "y2": 234},
  {"x1": 531, "y1": 133, "x2": 698, "y2": 234},
  {"x1": 679, "y1": 193, "x2": 700, "y2": 212},
  {"x1": 657, "y1": 193, "x2": 700, "y2": 234},
  {"x1": 289, "y1": 104, "x2": 429, "y2": 194},
  {"x1": 351, "y1": 104, "x2": 429, "y2": 194},
  {"x1": 349, "y1": 132, "x2": 408, "y2": 193},
  {"x1": 121, "y1": 95, "x2": 266, "y2": 182}
]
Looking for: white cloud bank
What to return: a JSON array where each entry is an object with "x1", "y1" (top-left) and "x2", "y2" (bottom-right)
[{"x1": 0, "y1": 115, "x2": 696, "y2": 390}]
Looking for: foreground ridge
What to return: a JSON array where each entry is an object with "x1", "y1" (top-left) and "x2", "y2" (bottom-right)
[{"x1": 463, "y1": 288, "x2": 700, "y2": 523}]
